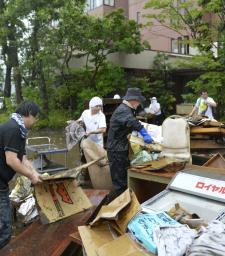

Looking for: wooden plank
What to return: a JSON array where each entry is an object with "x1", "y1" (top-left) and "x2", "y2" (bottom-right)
[
  {"x1": 128, "y1": 169, "x2": 175, "y2": 179},
  {"x1": 190, "y1": 127, "x2": 225, "y2": 135},
  {"x1": 185, "y1": 164, "x2": 225, "y2": 175},
  {"x1": 191, "y1": 140, "x2": 225, "y2": 149},
  {"x1": 41, "y1": 156, "x2": 105, "y2": 180},
  {"x1": 202, "y1": 120, "x2": 224, "y2": 127}
]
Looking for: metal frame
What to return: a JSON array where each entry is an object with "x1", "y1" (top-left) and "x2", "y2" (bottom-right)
[
  {"x1": 26, "y1": 136, "x2": 51, "y2": 145},
  {"x1": 26, "y1": 136, "x2": 68, "y2": 173}
]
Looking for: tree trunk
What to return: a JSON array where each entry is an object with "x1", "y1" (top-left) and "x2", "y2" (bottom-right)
[
  {"x1": 30, "y1": 17, "x2": 49, "y2": 114},
  {"x1": 13, "y1": 67, "x2": 23, "y2": 104},
  {"x1": 4, "y1": 65, "x2": 12, "y2": 97},
  {"x1": 39, "y1": 64, "x2": 49, "y2": 114}
]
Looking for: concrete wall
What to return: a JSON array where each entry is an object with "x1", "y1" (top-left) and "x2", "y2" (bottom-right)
[
  {"x1": 69, "y1": 50, "x2": 192, "y2": 70},
  {"x1": 116, "y1": 0, "x2": 129, "y2": 17}
]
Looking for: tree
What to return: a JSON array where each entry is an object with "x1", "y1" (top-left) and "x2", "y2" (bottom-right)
[
  {"x1": 0, "y1": 1, "x2": 147, "y2": 125},
  {"x1": 145, "y1": 0, "x2": 225, "y2": 118},
  {"x1": 45, "y1": 6, "x2": 147, "y2": 113},
  {"x1": 149, "y1": 53, "x2": 176, "y2": 114}
]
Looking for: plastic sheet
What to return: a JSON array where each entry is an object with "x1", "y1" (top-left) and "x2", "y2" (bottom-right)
[
  {"x1": 131, "y1": 150, "x2": 159, "y2": 165},
  {"x1": 9, "y1": 176, "x2": 32, "y2": 203},
  {"x1": 17, "y1": 196, "x2": 38, "y2": 224},
  {"x1": 128, "y1": 212, "x2": 178, "y2": 254}
]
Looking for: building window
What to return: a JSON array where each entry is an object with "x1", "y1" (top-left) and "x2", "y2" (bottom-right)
[
  {"x1": 171, "y1": 36, "x2": 189, "y2": 54},
  {"x1": 104, "y1": 0, "x2": 114, "y2": 6},
  {"x1": 86, "y1": 0, "x2": 103, "y2": 11},
  {"x1": 136, "y1": 12, "x2": 141, "y2": 24},
  {"x1": 86, "y1": 0, "x2": 114, "y2": 10}
]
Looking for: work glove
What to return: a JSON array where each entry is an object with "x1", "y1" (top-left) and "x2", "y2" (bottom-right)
[{"x1": 139, "y1": 127, "x2": 154, "y2": 144}]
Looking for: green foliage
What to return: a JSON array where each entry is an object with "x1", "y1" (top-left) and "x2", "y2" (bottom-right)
[
  {"x1": 129, "y1": 76, "x2": 150, "y2": 93},
  {"x1": 125, "y1": 53, "x2": 176, "y2": 114},
  {"x1": 0, "y1": 112, "x2": 9, "y2": 124},
  {"x1": 33, "y1": 110, "x2": 71, "y2": 129},
  {"x1": 181, "y1": 93, "x2": 196, "y2": 104},
  {"x1": 74, "y1": 62, "x2": 126, "y2": 118},
  {"x1": 4, "y1": 97, "x2": 16, "y2": 115},
  {"x1": 0, "y1": 1, "x2": 147, "y2": 128},
  {"x1": 145, "y1": 0, "x2": 225, "y2": 119},
  {"x1": 148, "y1": 53, "x2": 176, "y2": 114}
]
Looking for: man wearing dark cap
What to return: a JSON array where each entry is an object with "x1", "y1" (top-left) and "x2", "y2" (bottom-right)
[
  {"x1": 0, "y1": 101, "x2": 42, "y2": 249},
  {"x1": 107, "y1": 88, "x2": 153, "y2": 193}
]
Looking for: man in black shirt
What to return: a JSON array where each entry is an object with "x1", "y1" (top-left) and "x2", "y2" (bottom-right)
[
  {"x1": 107, "y1": 88, "x2": 153, "y2": 193},
  {"x1": 0, "y1": 101, "x2": 42, "y2": 249}
]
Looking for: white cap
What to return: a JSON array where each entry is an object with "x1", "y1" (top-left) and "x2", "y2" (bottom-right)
[
  {"x1": 151, "y1": 97, "x2": 157, "y2": 100},
  {"x1": 89, "y1": 97, "x2": 103, "y2": 108},
  {"x1": 113, "y1": 94, "x2": 121, "y2": 99}
]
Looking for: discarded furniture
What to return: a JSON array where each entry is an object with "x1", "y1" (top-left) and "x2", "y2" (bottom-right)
[
  {"x1": 190, "y1": 125, "x2": 225, "y2": 156},
  {"x1": 128, "y1": 168, "x2": 175, "y2": 203}
]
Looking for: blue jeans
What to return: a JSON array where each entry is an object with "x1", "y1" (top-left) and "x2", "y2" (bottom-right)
[{"x1": 0, "y1": 188, "x2": 12, "y2": 249}]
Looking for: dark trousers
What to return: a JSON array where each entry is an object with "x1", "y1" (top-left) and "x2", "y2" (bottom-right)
[
  {"x1": 0, "y1": 188, "x2": 12, "y2": 249},
  {"x1": 107, "y1": 150, "x2": 129, "y2": 193}
]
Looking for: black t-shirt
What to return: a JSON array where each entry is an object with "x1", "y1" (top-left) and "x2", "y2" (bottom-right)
[{"x1": 0, "y1": 119, "x2": 26, "y2": 189}]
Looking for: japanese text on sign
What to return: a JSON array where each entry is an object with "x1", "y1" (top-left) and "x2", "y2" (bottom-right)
[{"x1": 196, "y1": 182, "x2": 225, "y2": 194}]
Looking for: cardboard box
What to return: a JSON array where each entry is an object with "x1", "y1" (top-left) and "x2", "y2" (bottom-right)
[
  {"x1": 78, "y1": 224, "x2": 115, "y2": 256},
  {"x1": 35, "y1": 179, "x2": 92, "y2": 223},
  {"x1": 89, "y1": 189, "x2": 141, "y2": 234},
  {"x1": 78, "y1": 189, "x2": 153, "y2": 256},
  {"x1": 79, "y1": 225, "x2": 151, "y2": 256},
  {"x1": 97, "y1": 234, "x2": 151, "y2": 256}
]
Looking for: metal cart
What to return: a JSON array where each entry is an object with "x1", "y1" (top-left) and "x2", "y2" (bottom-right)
[{"x1": 26, "y1": 136, "x2": 68, "y2": 174}]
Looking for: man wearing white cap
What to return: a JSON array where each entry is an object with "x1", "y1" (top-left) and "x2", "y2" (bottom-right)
[{"x1": 78, "y1": 96, "x2": 106, "y2": 147}]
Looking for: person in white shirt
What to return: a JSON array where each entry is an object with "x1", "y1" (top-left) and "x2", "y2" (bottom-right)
[
  {"x1": 189, "y1": 90, "x2": 217, "y2": 120},
  {"x1": 149, "y1": 97, "x2": 163, "y2": 125},
  {"x1": 78, "y1": 96, "x2": 106, "y2": 147}
]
